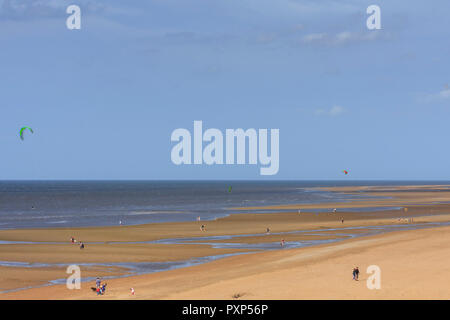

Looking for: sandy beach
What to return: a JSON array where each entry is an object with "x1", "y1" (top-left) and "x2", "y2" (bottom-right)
[
  {"x1": 4, "y1": 0, "x2": 449, "y2": 303},
  {"x1": 1, "y1": 185, "x2": 450, "y2": 299}
]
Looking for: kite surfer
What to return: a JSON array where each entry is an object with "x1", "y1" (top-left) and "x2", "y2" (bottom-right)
[{"x1": 19, "y1": 126, "x2": 34, "y2": 141}]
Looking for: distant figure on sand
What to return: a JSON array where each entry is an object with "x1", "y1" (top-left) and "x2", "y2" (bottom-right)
[
  {"x1": 79, "y1": 242, "x2": 85, "y2": 249},
  {"x1": 200, "y1": 225, "x2": 206, "y2": 231},
  {"x1": 130, "y1": 288, "x2": 135, "y2": 295},
  {"x1": 119, "y1": 220, "x2": 122, "y2": 226},
  {"x1": 280, "y1": 239, "x2": 285, "y2": 247},
  {"x1": 197, "y1": 216, "x2": 201, "y2": 221},
  {"x1": 298, "y1": 209, "x2": 301, "y2": 214},
  {"x1": 333, "y1": 208, "x2": 337, "y2": 213},
  {"x1": 70, "y1": 236, "x2": 75, "y2": 243},
  {"x1": 96, "y1": 277, "x2": 101, "y2": 288},
  {"x1": 352, "y1": 267, "x2": 360, "y2": 280},
  {"x1": 266, "y1": 227, "x2": 270, "y2": 234},
  {"x1": 341, "y1": 218, "x2": 344, "y2": 224}
]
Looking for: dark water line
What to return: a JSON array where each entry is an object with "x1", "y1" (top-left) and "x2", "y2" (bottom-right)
[{"x1": 0, "y1": 180, "x2": 407, "y2": 230}]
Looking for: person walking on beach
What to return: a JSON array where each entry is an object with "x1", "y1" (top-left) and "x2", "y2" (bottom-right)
[
  {"x1": 200, "y1": 225, "x2": 206, "y2": 232},
  {"x1": 355, "y1": 267, "x2": 360, "y2": 280},
  {"x1": 79, "y1": 242, "x2": 85, "y2": 249},
  {"x1": 130, "y1": 288, "x2": 135, "y2": 295},
  {"x1": 280, "y1": 239, "x2": 285, "y2": 247},
  {"x1": 341, "y1": 218, "x2": 344, "y2": 224},
  {"x1": 266, "y1": 227, "x2": 270, "y2": 234},
  {"x1": 96, "y1": 277, "x2": 101, "y2": 288}
]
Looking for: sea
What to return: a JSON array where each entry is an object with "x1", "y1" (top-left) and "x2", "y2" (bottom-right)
[{"x1": 0, "y1": 180, "x2": 448, "y2": 230}]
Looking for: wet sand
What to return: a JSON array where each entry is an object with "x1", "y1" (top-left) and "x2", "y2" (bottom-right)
[
  {"x1": 0, "y1": 243, "x2": 251, "y2": 264},
  {"x1": 2, "y1": 224, "x2": 450, "y2": 299},
  {"x1": 0, "y1": 265, "x2": 126, "y2": 293},
  {"x1": 1, "y1": 184, "x2": 450, "y2": 299}
]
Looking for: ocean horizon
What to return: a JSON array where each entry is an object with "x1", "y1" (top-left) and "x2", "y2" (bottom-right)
[{"x1": 1, "y1": 180, "x2": 449, "y2": 230}]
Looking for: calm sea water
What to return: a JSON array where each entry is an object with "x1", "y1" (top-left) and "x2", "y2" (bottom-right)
[{"x1": 0, "y1": 180, "x2": 447, "y2": 229}]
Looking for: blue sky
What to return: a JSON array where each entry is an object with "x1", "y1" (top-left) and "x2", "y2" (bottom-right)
[{"x1": 1, "y1": 0, "x2": 450, "y2": 180}]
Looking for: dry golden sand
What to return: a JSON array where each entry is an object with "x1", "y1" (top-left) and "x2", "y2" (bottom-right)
[
  {"x1": 1, "y1": 185, "x2": 450, "y2": 299},
  {"x1": 164, "y1": 225, "x2": 450, "y2": 300}
]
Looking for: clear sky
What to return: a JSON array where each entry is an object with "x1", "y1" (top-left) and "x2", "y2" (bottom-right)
[{"x1": 1, "y1": 0, "x2": 450, "y2": 180}]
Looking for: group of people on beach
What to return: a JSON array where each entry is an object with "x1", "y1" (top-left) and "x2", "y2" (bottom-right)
[
  {"x1": 92, "y1": 277, "x2": 136, "y2": 296},
  {"x1": 70, "y1": 236, "x2": 85, "y2": 249},
  {"x1": 94, "y1": 277, "x2": 107, "y2": 295}
]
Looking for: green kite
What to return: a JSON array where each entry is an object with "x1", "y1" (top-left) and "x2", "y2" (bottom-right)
[{"x1": 19, "y1": 126, "x2": 34, "y2": 141}]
